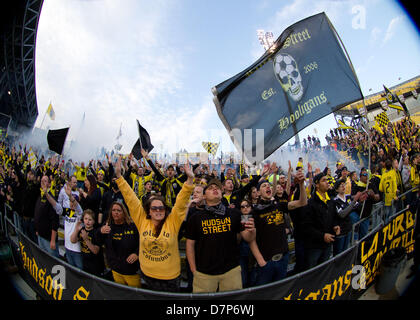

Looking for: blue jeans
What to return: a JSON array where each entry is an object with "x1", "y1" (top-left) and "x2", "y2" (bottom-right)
[
  {"x1": 305, "y1": 246, "x2": 332, "y2": 270},
  {"x1": 333, "y1": 233, "x2": 351, "y2": 256},
  {"x1": 292, "y1": 238, "x2": 305, "y2": 274},
  {"x1": 359, "y1": 219, "x2": 370, "y2": 240},
  {"x1": 65, "y1": 248, "x2": 83, "y2": 269},
  {"x1": 383, "y1": 205, "x2": 395, "y2": 225},
  {"x1": 254, "y1": 252, "x2": 290, "y2": 286},
  {"x1": 239, "y1": 256, "x2": 250, "y2": 288},
  {"x1": 37, "y1": 235, "x2": 60, "y2": 258}
]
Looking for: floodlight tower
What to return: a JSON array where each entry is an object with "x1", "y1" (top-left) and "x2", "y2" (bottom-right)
[{"x1": 257, "y1": 29, "x2": 300, "y2": 149}]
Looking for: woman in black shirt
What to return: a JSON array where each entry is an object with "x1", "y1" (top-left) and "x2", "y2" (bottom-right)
[{"x1": 96, "y1": 202, "x2": 140, "y2": 288}]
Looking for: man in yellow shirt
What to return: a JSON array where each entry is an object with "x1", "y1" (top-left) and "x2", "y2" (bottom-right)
[
  {"x1": 71, "y1": 160, "x2": 88, "y2": 189},
  {"x1": 128, "y1": 166, "x2": 153, "y2": 199},
  {"x1": 379, "y1": 160, "x2": 398, "y2": 224}
]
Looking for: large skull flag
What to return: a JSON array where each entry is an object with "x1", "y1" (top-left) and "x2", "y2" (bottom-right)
[{"x1": 212, "y1": 12, "x2": 363, "y2": 163}]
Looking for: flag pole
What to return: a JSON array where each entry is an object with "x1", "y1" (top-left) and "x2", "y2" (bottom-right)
[
  {"x1": 327, "y1": 14, "x2": 371, "y2": 219},
  {"x1": 61, "y1": 125, "x2": 71, "y2": 159},
  {"x1": 137, "y1": 119, "x2": 144, "y2": 151},
  {"x1": 40, "y1": 100, "x2": 51, "y2": 129}
]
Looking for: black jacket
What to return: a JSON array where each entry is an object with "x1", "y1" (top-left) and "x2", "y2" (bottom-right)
[{"x1": 302, "y1": 192, "x2": 340, "y2": 249}]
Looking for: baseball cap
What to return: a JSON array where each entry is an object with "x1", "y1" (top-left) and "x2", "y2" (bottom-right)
[
  {"x1": 313, "y1": 172, "x2": 326, "y2": 185},
  {"x1": 203, "y1": 179, "x2": 222, "y2": 192}
]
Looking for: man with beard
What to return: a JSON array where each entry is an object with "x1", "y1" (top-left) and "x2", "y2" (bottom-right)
[
  {"x1": 249, "y1": 166, "x2": 307, "y2": 285},
  {"x1": 185, "y1": 179, "x2": 256, "y2": 293}
]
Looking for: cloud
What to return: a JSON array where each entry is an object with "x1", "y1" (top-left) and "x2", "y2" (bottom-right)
[
  {"x1": 35, "y1": 0, "x2": 186, "y2": 159},
  {"x1": 370, "y1": 26, "x2": 382, "y2": 45},
  {"x1": 382, "y1": 16, "x2": 403, "y2": 46}
]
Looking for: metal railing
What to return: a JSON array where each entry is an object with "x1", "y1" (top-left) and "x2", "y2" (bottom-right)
[{"x1": 350, "y1": 187, "x2": 417, "y2": 246}]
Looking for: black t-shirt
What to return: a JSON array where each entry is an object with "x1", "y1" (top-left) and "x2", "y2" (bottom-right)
[
  {"x1": 34, "y1": 192, "x2": 59, "y2": 241},
  {"x1": 95, "y1": 222, "x2": 140, "y2": 275},
  {"x1": 184, "y1": 206, "x2": 241, "y2": 275},
  {"x1": 252, "y1": 200, "x2": 290, "y2": 261},
  {"x1": 78, "y1": 227, "x2": 105, "y2": 276}
]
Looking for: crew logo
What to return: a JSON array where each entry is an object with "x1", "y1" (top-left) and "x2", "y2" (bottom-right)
[{"x1": 273, "y1": 53, "x2": 304, "y2": 102}]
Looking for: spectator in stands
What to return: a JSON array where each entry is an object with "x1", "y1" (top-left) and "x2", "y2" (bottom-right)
[
  {"x1": 239, "y1": 199, "x2": 253, "y2": 288},
  {"x1": 351, "y1": 171, "x2": 380, "y2": 240},
  {"x1": 71, "y1": 209, "x2": 105, "y2": 277},
  {"x1": 20, "y1": 169, "x2": 39, "y2": 243},
  {"x1": 98, "y1": 178, "x2": 125, "y2": 225},
  {"x1": 34, "y1": 175, "x2": 60, "y2": 258},
  {"x1": 143, "y1": 150, "x2": 187, "y2": 208},
  {"x1": 332, "y1": 179, "x2": 366, "y2": 256},
  {"x1": 379, "y1": 159, "x2": 398, "y2": 224},
  {"x1": 302, "y1": 173, "x2": 341, "y2": 269},
  {"x1": 250, "y1": 164, "x2": 306, "y2": 285},
  {"x1": 96, "y1": 201, "x2": 141, "y2": 288},
  {"x1": 185, "y1": 178, "x2": 256, "y2": 293},
  {"x1": 141, "y1": 180, "x2": 154, "y2": 205},
  {"x1": 70, "y1": 160, "x2": 88, "y2": 189},
  {"x1": 115, "y1": 154, "x2": 195, "y2": 292},
  {"x1": 50, "y1": 182, "x2": 84, "y2": 269},
  {"x1": 79, "y1": 174, "x2": 102, "y2": 221}
]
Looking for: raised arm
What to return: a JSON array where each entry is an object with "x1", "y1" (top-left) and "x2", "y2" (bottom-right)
[
  {"x1": 287, "y1": 170, "x2": 308, "y2": 210},
  {"x1": 114, "y1": 156, "x2": 146, "y2": 226},
  {"x1": 142, "y1": 148, "x2": 165, "y2": 181},
  {"x1": 171, "y1": 161, "x2": 195, "y2": 223}
]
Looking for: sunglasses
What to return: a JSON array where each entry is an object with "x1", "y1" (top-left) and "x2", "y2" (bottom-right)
[
  {"x1": 241, "y1": 204, "x2": 251, "y2": 209},
  {"x1": 150, "y1": 206, "x2": 165, "y2": 212}
]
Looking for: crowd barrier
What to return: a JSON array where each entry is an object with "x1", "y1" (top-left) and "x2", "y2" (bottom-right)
[{"x1": 0, "y1": 193, "x2": 417, "y2": 300}]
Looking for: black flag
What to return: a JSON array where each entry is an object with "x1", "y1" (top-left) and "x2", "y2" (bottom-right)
[
  {"x1": 131, "y1": 120, "x2": 154, "y2": 160},
  {"x1": 212, "y1": 12, "x2": 363, "y2": 163},
  {"x1": 47, "y1": 127, "x2": 69, "y2": 155}
]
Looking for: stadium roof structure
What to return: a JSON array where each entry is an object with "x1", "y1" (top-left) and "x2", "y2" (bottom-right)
[
  {"x1": 334, "y1": 75, "x2": 420, "y2": 117},
  {"x1": 0, "y1": 0, "x2": 44, "y2": 131}
]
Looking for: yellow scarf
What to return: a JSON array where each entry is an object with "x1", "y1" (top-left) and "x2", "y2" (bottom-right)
[{"x1": 316, "y1": 191, "x2": 330, "y2": 204}]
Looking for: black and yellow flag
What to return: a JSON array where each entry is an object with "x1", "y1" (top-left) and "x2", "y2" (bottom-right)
[
  {"x1": 383, "y1": 85, "x2": 409, "y2": 115},
  {"x1": 202, "y1": 142, "x2": 219, "y2": 156},
  {"x1": 337, "y1": 119, "x2": 355, "y2": 130},
  {"x1": 375, "y1": 111, "x2": 389, "y2": 128}
]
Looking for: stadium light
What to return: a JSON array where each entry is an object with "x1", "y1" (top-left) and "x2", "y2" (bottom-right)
[{"x1": 257, "y1": 29, "x2": 275, "y2": 51}]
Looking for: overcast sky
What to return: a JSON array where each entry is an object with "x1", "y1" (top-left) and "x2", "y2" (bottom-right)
[{"x1": 34, "y1": 0, "x2": 420, "y2": 161}]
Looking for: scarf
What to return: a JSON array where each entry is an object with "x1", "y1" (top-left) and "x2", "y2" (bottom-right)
[{"x1": 204, "y1": 203, "x2": 226, "y2": 216}]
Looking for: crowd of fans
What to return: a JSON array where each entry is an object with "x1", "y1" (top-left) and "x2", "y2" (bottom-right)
[{"x1": 0, "y1": 116, "x2": 419, "y2": 293}]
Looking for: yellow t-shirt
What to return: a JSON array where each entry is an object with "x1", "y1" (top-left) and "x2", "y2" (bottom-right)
[
  {"x1": 379, "y1": 169, "x2": 397, "y2": 206},
  {"x1": 75, "y1": 165, "x2": 87, "y2": 182},
  {"x1": 410, "y1": 166, "x2": 419, "y2": 191},
  {"x1": 116, "y1": 176, "x2": 194, "y2": 280}
]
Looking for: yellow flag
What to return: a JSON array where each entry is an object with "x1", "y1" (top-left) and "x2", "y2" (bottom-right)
[
  {"x1": 372, "y1": 122, "x2": 384, "y2": 135},
  {"x1": 393, "y1": 125, "x2": 400, "y2": 151},
  {"x1": 47, "y1": 103, "x2": 55, "y2": 120}
]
